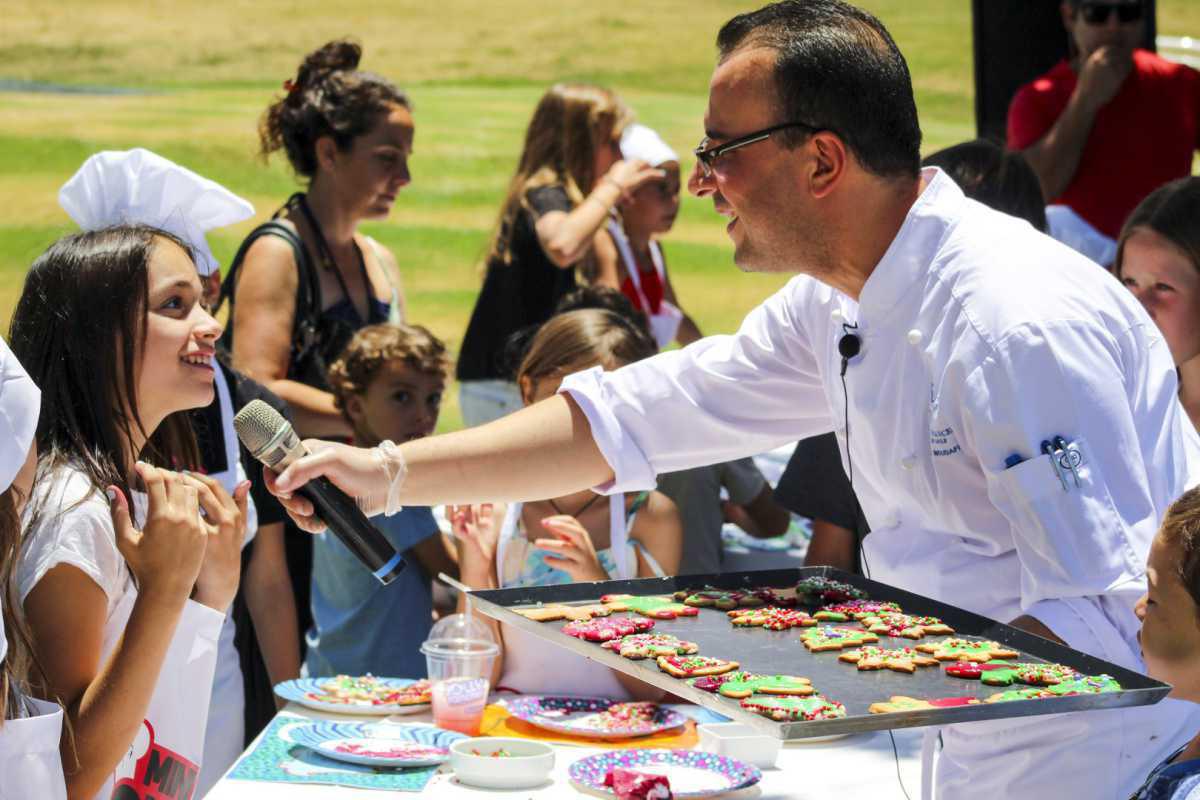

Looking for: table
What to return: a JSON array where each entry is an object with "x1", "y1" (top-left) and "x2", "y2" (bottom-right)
[{"x1": 205, "y1": 700, "x2": 924, "y2": 799}]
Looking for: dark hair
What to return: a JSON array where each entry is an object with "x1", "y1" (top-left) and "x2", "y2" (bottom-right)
[
  {"x1": 922, "y1": 139, "x2": 1047, "y2": 232},
  {"x1": 1, "y1": 485, "x2": 39, "y2": 722},
  {"x1": 1115, "y1": 177, "x2": 1200, "y2": 280},
  {"x1": 260, "y1": 39, "x2": 410, "y2": 178},
  {"x1": 716, "y1": 0, "x2": 921, "y2": 179},
  {"x1": 1160, "y1": 485, "x2": 1200, "y2": 611},
  {"x1": 327, "y1": 323, "x2": 449, "y2": 415},
  {"x1": 9, "y1": 226, "x2": 201, "y2": 513}
]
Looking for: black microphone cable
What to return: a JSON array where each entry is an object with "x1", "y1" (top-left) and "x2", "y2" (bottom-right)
[{"x1": 838, "y1": 319, "x2": 913, "y2": 800}]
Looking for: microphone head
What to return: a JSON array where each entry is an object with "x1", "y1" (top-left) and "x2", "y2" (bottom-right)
[
  {"x1": 838, "y1": 333, "x2": 861, "y2": 360},
  {"x1": 233, "y1": 399, "x2": 289, "y2": 455}
]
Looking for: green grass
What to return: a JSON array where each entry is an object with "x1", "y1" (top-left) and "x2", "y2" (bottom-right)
[{"x1": 2, "y1": 0, "x2": 1198, "y2": 431}]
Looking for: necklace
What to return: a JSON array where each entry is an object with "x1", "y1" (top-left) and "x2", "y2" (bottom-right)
[
  {"x1": 547, "y1": 492, "x2": 602, "y2": 518},
  {"x1": 293, "y1": 193, "x2": 372, "y2": 323}
]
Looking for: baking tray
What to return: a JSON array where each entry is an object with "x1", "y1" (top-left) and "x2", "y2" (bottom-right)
[{"x1": 467, "y1": 566, "x2": 1169, "y2": 740}]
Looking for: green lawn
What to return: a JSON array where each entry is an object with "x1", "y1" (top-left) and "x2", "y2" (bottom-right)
[{"x1": 3, "y1": 0, "x2": 1198, "y2": 430}]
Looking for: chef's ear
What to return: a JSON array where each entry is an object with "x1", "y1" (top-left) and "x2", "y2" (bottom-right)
[{"x1": 807, "y1": 132, "x2": 847, "y2": 200}]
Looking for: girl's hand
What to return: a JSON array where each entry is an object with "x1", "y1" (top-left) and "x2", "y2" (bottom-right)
[
  {"x1": 110, "y1": 462, "x2": 207, "y2": 605},
  {"x1": 604, "y1": 158, "x2": 665, "y2": 199},
  {"x1": 182, "y1": 471, "x2": 250, "y2": 611},
  {"x1": 447, "y1": 504, "x2": 497, "y2": 581},
  {"x1": 534, "y1": 515, "x2": 609, "y2": 582}
]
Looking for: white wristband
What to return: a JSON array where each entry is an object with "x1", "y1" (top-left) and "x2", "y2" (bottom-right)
[{"x1": 375, "y1": 440, "x2": 408, "y2": 516}]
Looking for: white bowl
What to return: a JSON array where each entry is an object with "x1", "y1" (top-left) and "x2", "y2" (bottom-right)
[
  {"x1": 448, "y1": 737, "x2": 555, "y2": 789},
  {"x1": 697, "y1": 722, "x2": 781, "y2": 768}
]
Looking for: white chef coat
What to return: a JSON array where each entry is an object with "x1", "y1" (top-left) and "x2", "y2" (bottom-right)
[{"x1": 561, "y1": 167, "x2": 1200, "y2": 799}]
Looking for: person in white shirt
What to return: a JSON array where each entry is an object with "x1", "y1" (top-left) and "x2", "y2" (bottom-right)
[{"x1": 265, "y1": 2, "x2": 1200, "y2": 797}]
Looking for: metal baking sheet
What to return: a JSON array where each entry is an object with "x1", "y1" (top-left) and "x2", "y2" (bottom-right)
[{"x1": 467, "y1": 566, "x2": 1169, "y2": 740}]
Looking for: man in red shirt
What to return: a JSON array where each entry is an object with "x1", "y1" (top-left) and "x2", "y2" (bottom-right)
[{"x1": 1008, "y1": 0, "x2": 1200, "y2": 240}]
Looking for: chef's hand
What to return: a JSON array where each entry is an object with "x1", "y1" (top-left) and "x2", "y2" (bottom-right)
[
  {"x1": 110, "y1": 462, "x2": 207, "y2": 607},
  {"x1": 1076, "y1": 45, "x2": 1133, "y2": 113},
  {"x1": 448, "y1": 504, "x2": 498, "y2": 585},
  {"x1": 182, "y1": 471, "x2": 249, "y2": 611},
  {"x1": 266, "y1": 439, "x2": 402, "y2": 531},
  {"x1": 534, "y1": 515, "x2": 609, "y2": 583}
]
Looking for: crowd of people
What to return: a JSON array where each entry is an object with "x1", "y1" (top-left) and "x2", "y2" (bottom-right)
[{"x1": 1, "y1": 0, "x2": 1199, "y2": 799}]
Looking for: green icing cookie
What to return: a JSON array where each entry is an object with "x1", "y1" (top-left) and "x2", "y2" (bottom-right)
[
  {"x1": 716, "y1": 673, "x2": 814, "y2": 698},
  {"x1": 740, "y1": 694, "x2": 847, "y2": 721}
]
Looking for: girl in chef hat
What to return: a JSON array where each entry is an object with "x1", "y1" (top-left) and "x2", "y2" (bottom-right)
[
  {"x1": 594, "y1": 123, "x2": 702, "y2": 350},
  {"x1": 0, "y1": 337, "x2": 67, "y2": 799},
  {"x1": 10, "y1": 223, "x2": 246, "y2": 800}
]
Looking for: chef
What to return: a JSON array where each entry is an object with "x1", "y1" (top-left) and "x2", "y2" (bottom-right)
[
  {"x1": 267, "y1": 2, "x2": 1200, "y2": 797},
  {"x1": 0, "y1": 338, "x2": 67, "y2": 800}
]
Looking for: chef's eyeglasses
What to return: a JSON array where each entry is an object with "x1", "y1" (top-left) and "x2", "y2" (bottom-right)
[
  {"x1": 1079, "y1": 2, "x2": 1143, "y2": 25},
  {"x1": 693, "y1": 121, "x2": 827, "y2": 178}
]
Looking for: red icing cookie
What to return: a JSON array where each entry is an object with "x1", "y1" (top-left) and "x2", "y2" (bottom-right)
[
  {"x1": 727, "y1": 606, "x2": 817, "y2": 630},
  {"x1": 561, "y1": 616, "x2": 655, "y2": 642}
]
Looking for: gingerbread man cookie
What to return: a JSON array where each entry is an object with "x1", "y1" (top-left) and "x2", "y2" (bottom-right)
[
  {"x1": 795, "y1": 577, "x2": 867, "y2": 605},
  {"x1": 716, "y1": 673, "x2": 814, "y2": 699},
  {"x1": 514, "y1": 603, "x2": 613, "y2": 622},
  {"x1": 727, "y1": 606, "x2": 817, "y2": 630},
  {"x1": 561, "y1": 616, "x2": 655, "y2": 642},
  {"x1": 858, "y1": 611, "x2": 955, "y2": 639},
  {"x1": 741, "y1": 694, "x2": 846, "y2": 721},
  {"x1": 838, "y1": 645, "x2": 940, "y2": 673},
  {"x1": 813, "y1": 600, "x2": 902, "y2": 622},
  {"x1": 600, "y1": 633, "x2": 699, "y2": 660},
  {"x1": 868, "y1": 695, "x2": 981, "y2": 714},
  {"x1": 944, "y1": 660, "x2": 1078, "y2": 686},
  {"x1": 985, "y1": 673, "x2": 1121, "y2": 703},
  {"x1": 914, "y1": 638, "x2": 1019, "y2": 662},
  {"x1": 800, "y1": 625, "x2": 879, "y2": 652},
  {"x1": 601, "y1": 595, "x2": 701, "y2": 620},
  {"x1": 656, "y1": 655, "x2": 739, "y2": 679}
]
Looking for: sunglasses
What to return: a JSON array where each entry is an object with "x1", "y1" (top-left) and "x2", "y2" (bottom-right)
[
  {"x1": 1079, "y1": 2, "x2": 1143, "y2": 25},
  {"x1": 693, "y1": 121, "x2": 827, "y2": 178}
]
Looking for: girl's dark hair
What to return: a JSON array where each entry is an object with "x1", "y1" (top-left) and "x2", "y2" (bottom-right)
[
  {"x1": 517, "y1": 308, "x2": 657, "y2": 389},
  {"x1": 1115, "y1": 177, "x2": 1200, "y2": 281},
  {"x1": 261, "y1": 39, "x2": 410, "y2": 178},
  {"x1": 922, "y1": 139, "x2": 1048, "y2": 232},
  {"x1": 9, "y1": 225, "x2": 201, "y2": 517},
  {"x1": 1, "y1": 485, "x2": 39, "y2": 722},
  {"x1": 1160, "y1": 485, "x2": 1200, "y2": 612}
]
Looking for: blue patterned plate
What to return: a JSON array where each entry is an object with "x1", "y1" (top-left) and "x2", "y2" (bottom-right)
[
  {"x1": 283, "y1": 721, "x2": 465, "y2": 768},
  {"x1": 506, "y1": 696, "x2": 687, "y2": 740},
  {"x1": 569, "y1": 749, "x2": 761, "y2": 798},
  {"x1": 274, "y1": 677, "x2": 430, "y2": 716}
]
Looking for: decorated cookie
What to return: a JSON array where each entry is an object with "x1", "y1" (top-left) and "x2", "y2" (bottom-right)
[
  {"x1": 601, "y1": 633, "x2": 699, "y2": 660},
  {"x1": 656, "y1": 655, "x2": 739, "y2": 679},
  {"x1": 987, "y1": 674, "x2": 1122, "y2": 703},
  {"x1": 727, "y1": 606, "x2": 817, "y2": 630},
  {"x1": 562, "y1": 616, "x2": 655, "y2": 642},
  {"x1": 687, "y1": 671, "x2": 759, "y2": 694},
  {"x1": 838, "y1": 645, "x2": 940, "y2": 673},
  {"x1": 800, "y1": 625, "x2": 880, "y2": 652},
  {"x1": 914, "y1": 638, "x2": 1020, "y2": 662},
  {"x1": 858, "y1": 611, "x2": 955, "y2": 639},
  {"x1": 716, "y1": 673, "x2": 814, "y2": 699},
  {"x1": 514, "y1": 603, "x2": 613, "y2": 622},
  {"x1": 741, "y1": 694, "x2": 847, "y2": 722},
  {"x1": 602, "y1": 595, "x2": 701, "y2": 620},
  {"x1": 795, "y1": 577, "x2": 867, "y2": 605},
  {"x1": 813, "y1": 600, "x2": 902, "y2": 622},
  {"x1": 944, "y1": 660, "x2": 1078, "y2": 686},
  {"x1": 673, "y1": 586, "x2": 764, "y2": 610},
  {"x1": 868, "y1": 695, "x2": 982, "y2": 714},
  {"x1": 748, "y1": 586, "x2": 801, "y2": 607}
]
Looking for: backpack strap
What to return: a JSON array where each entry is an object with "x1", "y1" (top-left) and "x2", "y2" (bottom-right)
[{"x1": 216, "y1": 218, "x2": 325, "y2": 381}]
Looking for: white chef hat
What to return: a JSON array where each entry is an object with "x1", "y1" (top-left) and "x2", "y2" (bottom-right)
[
  {"x1": 58, "y1": 148, "x2": 255, "y2": 276},
  {"x1": 620, "y1": 124, "x2": 679, "y2": 168},
  {"x1": 0, "y1": 337, "x2": 40, "y2": 666}
]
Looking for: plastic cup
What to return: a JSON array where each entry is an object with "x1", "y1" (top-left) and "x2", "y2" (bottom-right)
[{"x1": 421, "y1": 614, "x2": 499, "y2": 736}]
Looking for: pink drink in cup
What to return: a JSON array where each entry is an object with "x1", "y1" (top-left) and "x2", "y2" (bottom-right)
[{"x1": 421, "y1": 614, "x2": 499, "y2": 736}]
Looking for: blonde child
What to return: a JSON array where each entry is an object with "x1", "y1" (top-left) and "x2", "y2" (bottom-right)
[{"x1": 450, "y1": 308, "x2": 682, "y2": 699}]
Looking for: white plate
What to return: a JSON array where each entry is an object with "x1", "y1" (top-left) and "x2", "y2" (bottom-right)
[
  {"x1": 274, "y1": 677, "x2": 430, "y2": 716},
  {"x1": 283, "y1": 721, "x2": 464, "y2": 768}
]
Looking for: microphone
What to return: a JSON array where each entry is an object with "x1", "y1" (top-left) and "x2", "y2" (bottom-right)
[
  {"x1": 838, "y1": 333, "x2": 861, "y2": 377},
  {"x1": 233, "y1": 399, "x2": 405, "y2": 585}
]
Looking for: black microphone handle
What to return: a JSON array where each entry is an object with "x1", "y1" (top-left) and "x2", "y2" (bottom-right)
[{"x1": 298, "y1": 475, "x2": 406, "y2": 585}]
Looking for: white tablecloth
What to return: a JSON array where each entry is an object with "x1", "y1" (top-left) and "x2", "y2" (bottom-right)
[{"x1": 205, "y1": 701, "x2": 923, "y2": 799}]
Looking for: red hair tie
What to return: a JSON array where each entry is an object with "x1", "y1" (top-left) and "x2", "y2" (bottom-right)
[{"x1": 283, "y1": 79, "x2": 297, "y2": 94}]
